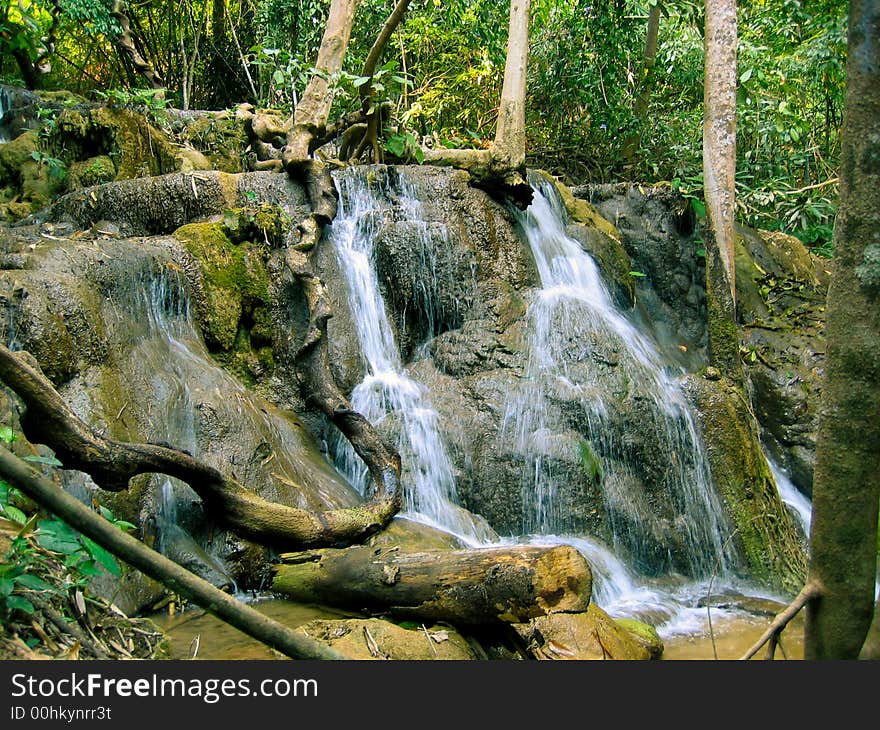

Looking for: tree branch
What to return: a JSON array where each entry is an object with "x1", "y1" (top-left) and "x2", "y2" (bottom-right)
[
  {"x1": 739, "y1": 581, "x2": 821, "y2": 660},
  {"x1": 0, "y1": 345, "x2": 398, "y2": 549},
  {"x1": 0, "y1": 445, "x2": 344, "y2": 660}
]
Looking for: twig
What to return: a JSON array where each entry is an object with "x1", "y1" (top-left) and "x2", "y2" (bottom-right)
[
  {"x1": 739, "y1": 581, "x2": 820, "y2": 660},
  {"x1": 421, "y1": 623, "x2": 438, "y2": 657},
  {"x1": 706, "y1": 528, "x2": 741, "y2": 659}
]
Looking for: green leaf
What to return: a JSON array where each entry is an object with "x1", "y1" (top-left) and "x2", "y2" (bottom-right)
[
  {"x1": 385, "y1": 135, "x2": 406, "y2": 158},
  {"x1": 628, "y1": 271, "x2": 647, "y2": 278},
  {"x1": 739, "y1": 68, "x2": 753, "y2": 84},
  {"x1": 14, "y1": 574, "x2": 54, "y2": 592},
  {"x1": 2, "y1": 504, "x2": 27, "y2": 525},
  {"x1": 352, "y1": 76, "x2": 371, "y2": 87},
  {"x1": 77, "y1": 560, "x2": 103, "y2": 577},
  {"x1": 272, "y1": 69, "x2": 286, "y2": 86},
  {"x1": 690, "y1": 199, "x2": 706, "y2": 218},
  {"x1": 0, "y1": 426, "x2": 18, "y2": 443},
  {"x1": 81, "y1": 536, "x2": 121, "y2": 576},
  {"x1": 0, "y1": 578, "x2": 14, "y2": 598},
  {"x1": 6, "y1": 595, "x2": 35, "y2": 614}
]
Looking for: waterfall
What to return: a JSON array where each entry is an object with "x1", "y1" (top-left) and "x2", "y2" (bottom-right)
[
  {"x1": 767, "y1": 458, "x2": 812, "y2": 537},
  {"x1": 328, "y1": 168, "x2": 490, "y2": 544},
  {"x1": 507, "y1": 177, "x2": 735, "y2": 578},
  {"x1": 0, "y1": 87, "x2": 10, "y2": 144}
]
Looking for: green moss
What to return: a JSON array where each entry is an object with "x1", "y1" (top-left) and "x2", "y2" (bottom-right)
[
  {"x1": 707, "y1": 290, "x2": 741, "y2": 374},
  {"x1": 181, "y1": 113, "x2": 248, "y2": 173},
  {"x1": 173, "y1": 222, "x2": 271, "y2": 351},
  {"x1": 684, "y1": 375, "x2": 807, "y2": 594},
  {"x1": 51, "y1": 107, "x2": 178, "y2": 182},
  {"x1": 614, "y1": 617, "x2": 664, "y2": 659},
  {"x1": 0, "y1": 130, "x2": 39, "y2": 184},
  {"x1": 67, "y1": 155, "x2": 116, "y2": 190}
]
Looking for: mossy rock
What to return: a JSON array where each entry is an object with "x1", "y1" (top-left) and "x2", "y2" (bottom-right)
[
  {"x1": 50, "y1": 107, "x2": 178, "y2": 182},
  {"x1": 0, "y1": 130, "x2": 39, "y2": 184},
  {"x1": 173, "y1": 221, "x2": 271, "y2": 351},
  {"x1": 614, "y1": 617, "x2": 664, "y2": 659},
  {"x1": 176, "y1": 111, "x2": 249, "y2": 173},
  {"x1": 513, "y1": 604, "x2": 660, "y2": 660},
  {"x1": 221, "y1": 203, "x2": 290, "y2": 246},
  {"x1": 682, "y1": 373, "x2": 808, "y2": 594},
  {"x1": 66, "y1": 155, "x2": 116, "y2": 190}
]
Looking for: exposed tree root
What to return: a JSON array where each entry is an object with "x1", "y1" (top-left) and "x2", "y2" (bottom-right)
[
  {"x1": 0, "y1": 345, "x2": 398, "y2": 549},
  {"x1": 738, "y1": 581, "x2": 821, "y2": 660}
]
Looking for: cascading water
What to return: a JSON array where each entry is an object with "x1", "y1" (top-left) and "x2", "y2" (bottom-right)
[
  {"x1": 329, "y1": 168, "x2": 490, "y2": 544},
  {"x1": 0, "y1": 87, "x2": 10, "y2": 144},
  {"x1": 505, "y1": 177, "x2": 735, "y2": 581},
  {"x1": 767, "y1": 458, "x2": 812, "y2": 537}
]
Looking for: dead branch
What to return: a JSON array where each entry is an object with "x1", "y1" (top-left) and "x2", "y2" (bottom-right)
[{"x1": 739, "y1": 581, "x2": 821, "y2": 660}]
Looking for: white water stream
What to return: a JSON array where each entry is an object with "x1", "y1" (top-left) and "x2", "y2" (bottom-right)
[
  {"x1": 326, "y1": 169, "x2": 812, "y2": 639},
  {"x1": 507, "y1": 179, "x2": 735, "y2": 579},
  {"x1": 329, "y1": 168, "x2": 490, "y2": 544}
]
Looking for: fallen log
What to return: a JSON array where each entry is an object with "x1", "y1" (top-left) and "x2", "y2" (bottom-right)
[{"x1": 273, "y1": 543, "x2": 592, "y2": 625}]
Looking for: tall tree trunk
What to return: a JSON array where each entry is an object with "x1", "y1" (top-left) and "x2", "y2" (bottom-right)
[
  {"x1": 491, "y1": 0, "x2": 530, "y2": 171},
  {"x1": 703, "y1": 0, "x2": 739, "y2": 377},
  {"x1": 283, "y1": 0, "x2": 361, "y2": 169},
  {"x1": 805, "y1": 0, "x2": 880, "y2": 660},
  {"x1": 420, "y1": 0, "x2": 532, "y2": 207}
]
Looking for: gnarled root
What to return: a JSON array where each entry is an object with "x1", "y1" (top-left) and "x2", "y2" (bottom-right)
[{"x1": 0, "y1": 345, "x2": 398, "y2": 549}]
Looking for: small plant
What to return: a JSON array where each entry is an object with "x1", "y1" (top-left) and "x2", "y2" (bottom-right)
[
  {"x1": 0, "y1": 430, "x2": 134, "y2": 619},
  {"x1": 384, "y1": 131, "x2": 424, "y2": 164},
  {"x1": 30, "y1": 150, "x2": 66, "y2": 182},
  {"x1": 576, "y1": 440, "x2": 604, "y2": 483}
]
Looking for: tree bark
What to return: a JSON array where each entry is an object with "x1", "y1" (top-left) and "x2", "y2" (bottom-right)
[
  {"x1": 419, "y1": 0, "x2": 532, "y2": 208},
  {"x1": 283, "y1": 0, "x2": 361, "y2": 169},
  {"x1": 349, "y1": 0, "x2": 412, "y2": 163},
  {"x1": 273, "y1": 543, "x2": 592, "y2": 625},
  {"x1": 492, "y1": 0, "x2": 530, "y2": 171},
  {"x1": 703, "y1": 0, "x2": 740, "y2": 377},
  {"x1": 622, "y1": 2, "x2": 662, "y2": 162},
  {"x1": 0, "y1": 445, "x2": 345, "y2": 660},
  {"x1": 0, "y1": 345, "x2": 398, "y2": 549},
  {"x1": 805, "y1": 0, "x2": 880, "y2": 660},
  {"x1": 703, "y1": 0, "x2": 737, "y2": 300}
]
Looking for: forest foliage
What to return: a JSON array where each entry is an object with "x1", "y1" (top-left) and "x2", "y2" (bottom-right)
[{"x1": 0, "y1": 0, "x2": 846, "y2": 253}]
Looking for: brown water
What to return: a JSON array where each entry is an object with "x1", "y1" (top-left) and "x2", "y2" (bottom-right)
[{"x1": 152, "y1": 599, "x2": 803, "y2": 661}]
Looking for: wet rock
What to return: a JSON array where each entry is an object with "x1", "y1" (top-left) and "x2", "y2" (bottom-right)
[
  {"x1": 513, "y1": 604, "x2": 661, "y2": 660},
  {"x1": 294, "y1": 617, "x2": 476, "y2": 660}
]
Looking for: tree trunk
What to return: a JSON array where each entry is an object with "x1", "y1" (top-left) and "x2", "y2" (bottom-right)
[
  {"x1": 805, "y1": 0, "x2": 880, "y2": 660},
  {"x1": 348, "y1": 0, "x2": 412, "y2": 163},
  {"x1": 273, "y1": 543, "x2": 592, "y2": 625},
  {"x1": 703, "y1": 0, "x2": 737, "y2": 298},
  {"x1": 420, "y1": 0, "x2": 532, "y2": 208},
  {"x1": 703, "y1": 0, "x2": 738, "y2": 376},
  {"x1": 491, "y1": 0, "x2": 530, "y2": 171},
  {"x1": 622, "y1": 2, "x2": 662, "y2": 162},
  {"x1": 283, "y1": 0, "x2": 361, "y2": 169},
  {"x1": 111, "y1": 0, "x2": 165, "y2": 94}
]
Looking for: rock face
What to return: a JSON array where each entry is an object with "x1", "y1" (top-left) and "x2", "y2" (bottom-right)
[{"x1": 1, "y1": 90, "x2": 817, "y2": 613}]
